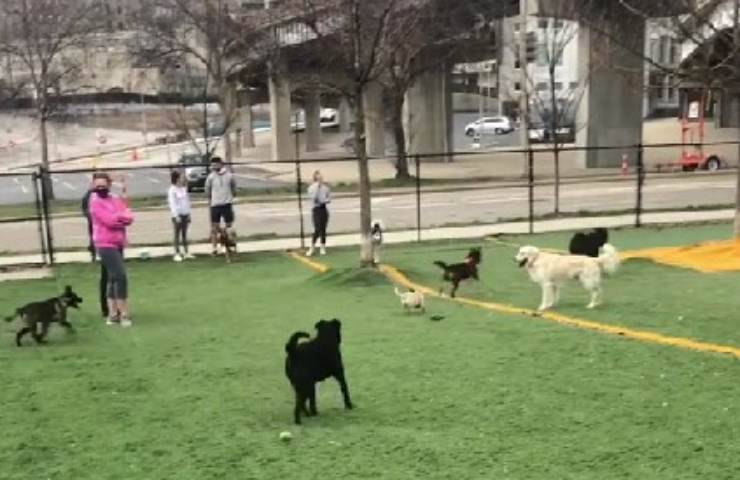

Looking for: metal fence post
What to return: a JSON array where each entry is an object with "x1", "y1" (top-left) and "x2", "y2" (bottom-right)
[
  {"x1": 635, "y1": 143, "x2": 645, "y2": 228},
  {"x1": 295, "y1": 160, "x2": 306, "y2": 250},
  {"x1": 528, "y1": 149, "x2": 535, "y2": 234},
  {"x1": 39, "y1": 165, "x2": 55, "y2": 265},
  {"x1": 32, "y1": 171, "x2": 48, "y2": 265},
  {"x1": 415, "y1": 155, "x2": 422, "y2": 242}
]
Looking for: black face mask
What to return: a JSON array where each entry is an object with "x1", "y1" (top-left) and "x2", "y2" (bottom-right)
[{"x1": 95, "y1": 188, "x2": 110, "y2": 198}]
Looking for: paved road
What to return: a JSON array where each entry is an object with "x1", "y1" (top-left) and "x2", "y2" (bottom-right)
[
  {"x1": 0, "y1": 174, "x2": 735, "y2": 255},
  {"x1": 0, "y1": 166, "x2": 286, "y2": 205}
]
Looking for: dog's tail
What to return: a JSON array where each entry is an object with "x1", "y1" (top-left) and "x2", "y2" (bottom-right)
[
  {"x1": 433, "y1": 261, "x2": 448, "y2": 270},
  {"x1": 285, "y1": 331, "x2": 311, "y2": 355},
  {"x1": 394, "y1": 286, "x2": 403, "y2": 298},
  {"x1": 597, "y1": 243, "x2": 620, "y2": 275},
  {"x1": 4, "y1": 309, "x2": 20, "y2": 323}
]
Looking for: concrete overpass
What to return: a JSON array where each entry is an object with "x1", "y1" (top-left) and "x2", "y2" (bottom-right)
[
  {"x1": 534, "y1": 0, "x2": 696, "y2": 167},
  {"x1": 244, "y1": 0, "x2": 697, "y2": 167}
]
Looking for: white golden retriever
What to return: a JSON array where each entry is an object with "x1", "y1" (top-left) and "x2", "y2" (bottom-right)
[{"x1": 515, "y1": 244, "x2": 620, "y2": 312}]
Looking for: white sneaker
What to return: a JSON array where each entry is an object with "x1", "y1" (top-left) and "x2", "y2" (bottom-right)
[
  {"x1": 120, "y1": 317, "x2": 133, "y2": 328},
  {"x1": 184, "y1": 253, "x2": 196, "y2": 260},
  {"x1": 320, "y1": 246, "x2": 327, "y2": 256},
  {"x1": 106, "y1": 317, "x2": 118, "y2": 326},
  {"x1": 306, "y1": 247, "x2": 315, "y2": 257},
  {"x1": 173, "y1": 254, "x2": 183, "y2": 262}
]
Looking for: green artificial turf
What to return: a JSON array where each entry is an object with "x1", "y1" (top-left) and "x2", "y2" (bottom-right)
[{"x1": 0, "y1": 223, "x2": 739, "y2": 479}]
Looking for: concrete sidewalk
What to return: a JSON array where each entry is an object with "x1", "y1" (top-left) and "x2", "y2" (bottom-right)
[{"x1": 0, "y1": 209, "x2": 734, "y2": 268}]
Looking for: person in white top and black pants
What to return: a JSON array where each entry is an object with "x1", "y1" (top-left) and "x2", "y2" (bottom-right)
[
  {"x1": 307, "y1": 170, "x2": 331, "y2": 256},
  {"x1": 168, "y1": 170, "x2": 194, "y2": 262}
]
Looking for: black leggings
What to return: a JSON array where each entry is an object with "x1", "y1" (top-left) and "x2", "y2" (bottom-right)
[
  {"x1": 312, "y1": 205, "x2": 329, "y2": 245},
  {"x1": 98, "y1": 248, "x2": 128, "y2": 300},
  {"x1": 173, "y1": 215, "x2": 190, "y2": 254},
  {"x1": 99, "y1": 262, "x2": 108, "y2": 317}
]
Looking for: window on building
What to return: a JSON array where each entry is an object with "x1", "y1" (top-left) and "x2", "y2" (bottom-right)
[
  {"x1": 554, "y1": 82, "x2": 563, "y2": 91},
  {"x1": 553, "y1": 20, "x2": 564, "y2": 30},
  {"x1": 536, "y1": 82, "x2": 548, "y2": 91},
  {"x1": 514, "y1": 82, "x2": 521, "y2": 91},
  {"x1": 513, "y1": 22, "x2": 520, "y2": 33},
  {"x1": 536, "y1": 43, "x2": 548, "y2": 66},
  {"x1": 514, "y1": 59, "x2": 521, "y2": 69},
  {"x1": 538, "y1": 19, "x2": 548, "y2": 30},
  {"x1": 569, "y1": 81, "x2": 579, "y2": 90},
  {"x1": 670, "y1": 42, "x2": 678, "y2": 64}
]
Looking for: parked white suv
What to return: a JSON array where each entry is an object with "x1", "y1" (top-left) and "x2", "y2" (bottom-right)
[{"x1": 465, "y1": 116, "x2": 514, "y2": 136}]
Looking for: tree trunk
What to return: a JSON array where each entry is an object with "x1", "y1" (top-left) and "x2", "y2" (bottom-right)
[
  {"x1": 390, "y1": 96, "x2": 410, "y2": 179},
  {"x1": 219, "y1": 83, "x2": 239, "y2": 163},
  {"x1": 354, "y1": 88, "x2": 374, "y2": 266},
  {"x1": 553, "y1": 146, "x2": 561, "y2": 215},
  {"x1": 735, "y1": 136, "x2": 740, "y2": 238},
  {"x1": 39, "y1": 114, "x2": 54, "y2": 200}
]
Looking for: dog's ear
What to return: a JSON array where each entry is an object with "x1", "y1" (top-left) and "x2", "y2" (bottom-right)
[
  {"x1": 64, "y1": 285, "x2": 72, "y2": 293},
  {"x1": 314, "y1": 319, "x2": 327, "y2": 330},
  {"x1": 330, "y1": 318, "x2": 342, "y2": 328}
]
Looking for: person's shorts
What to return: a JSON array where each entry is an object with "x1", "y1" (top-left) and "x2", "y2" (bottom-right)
[{"x1": 210, "y1": 204, "x2": 235, "y2": 225}]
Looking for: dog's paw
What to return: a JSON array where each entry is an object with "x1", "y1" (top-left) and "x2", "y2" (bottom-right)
[{"x1": 345, "y1": 403, "x2": 354, "y2": 410}]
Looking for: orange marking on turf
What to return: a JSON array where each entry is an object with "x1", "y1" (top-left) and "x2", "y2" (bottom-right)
[
  {"x1": 287, "y1": 252, "x2": 740, "y2": 359},
  {"x1": 379, "y1": 264, "x2": 740, "y2": 360},
  {"x1": 287, "y1": 251, "x2": 330, "y2": 273}
]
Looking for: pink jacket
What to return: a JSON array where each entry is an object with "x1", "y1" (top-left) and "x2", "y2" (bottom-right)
[{"x1": 90, "y1": 194, "x2": 134, "y2": 249}]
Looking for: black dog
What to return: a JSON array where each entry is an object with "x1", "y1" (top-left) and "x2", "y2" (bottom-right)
[
  {"x1": 433, "y1": 247, "x2": 482, "y2": 297},
  {"x1": 284, "y1": 319, "x2": 353, "y2": 425},
  {"x1": 5, "y1": 286, "x2": 83, "y2": 346},
  {"x1": 569, "y1": 228, "x2": 609, "y2": 258}
]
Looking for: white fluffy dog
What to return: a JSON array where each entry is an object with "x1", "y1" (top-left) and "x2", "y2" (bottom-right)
[
  {"x1": 394, "y1": 287, "x2": 425, "y2": 313},
  {"x1": 515, "y1": 244, "x2": 620, "y2": 312}
]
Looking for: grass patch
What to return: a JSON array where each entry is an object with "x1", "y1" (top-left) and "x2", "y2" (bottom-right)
[{"x1": 1, "y1": 224, "x2": 739, "y2": 479}]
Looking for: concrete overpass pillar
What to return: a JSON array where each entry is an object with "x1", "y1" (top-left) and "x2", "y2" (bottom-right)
[
  {"x1": 304, "y1": 92, "x2": 321, "y2": 152},
  {"x1": 576, "y1": 19, "x2": 645, "y2": 168},
  {"x1": 268, "y1": 74, "x2": 295, "y2": 161},
  {"x1": 405, "y1": 65, "x2": 452, "y2": 162},
  {"x1": 363, "y1": 82, "x2": 385, "y2": 157},
  {"x1": 338, "y1": 98, "x2": 352, "y2": 133},
  {"x1": 239, "y1": 104, "x2": 255, "y2": 149}
]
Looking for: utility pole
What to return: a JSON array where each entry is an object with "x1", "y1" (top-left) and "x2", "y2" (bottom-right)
[{"x1": 519, "y1": 0, "x2": 531, "y2": 177}]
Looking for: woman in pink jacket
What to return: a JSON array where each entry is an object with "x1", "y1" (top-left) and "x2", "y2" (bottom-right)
[{"x1": 89, "y1": 172, "x2": 135, "y2": 327}]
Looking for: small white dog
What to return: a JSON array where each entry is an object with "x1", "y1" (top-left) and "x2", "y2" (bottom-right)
[
  {"x1": 515, "y1": 244, "x2": 620, "y2": 312},
  {"x1": 394, "y1": 287, "x2": 425, "y2": 313}
]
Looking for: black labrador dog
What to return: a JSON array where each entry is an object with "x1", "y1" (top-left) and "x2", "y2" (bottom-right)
[
  {"x1": 284, "y1": 319, "x2": 353, "y2": 425},
  {"x1": 5, "y1": 285, "x2": 83, "y2": 346},
  {"x1": 569, "y1": 228, "x2": 609, "y2": 258},
  {"x1": 433, "y1": 247, "x2": 482, "y2": 297}
]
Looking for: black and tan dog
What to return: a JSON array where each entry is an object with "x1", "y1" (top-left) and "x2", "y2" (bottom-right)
[
  {"x1": 5, "y1": 286, "x2": 83, "y2": 346},
  {"x1": 216, "y1": 226, "x2": 237, "y2": 262},
  {"x1": 433, "y1": 247, "x2": 482, "y2": 297},
  {"x1": 284, "y1": 319, "x2": 353, "y2": 425},
  {"x1": 569, "y1": 228, "x2": 609, "y2": 258}
]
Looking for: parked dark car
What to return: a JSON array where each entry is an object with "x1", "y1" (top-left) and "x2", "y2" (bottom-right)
[
  {"x1": 177, "y1": 153, "x2": 209, "y2": 192},
  {"x1": 527, "y1": 122, "x2": 576, "y2": 144}
]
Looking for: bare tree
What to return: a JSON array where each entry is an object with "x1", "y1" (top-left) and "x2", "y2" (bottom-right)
[
  {"x1": 526, "y1": 15, "x2": 585, "y2": 215},
  {"x1": 280, "y1": 0, "x2": 407, "y2": 265},
  {"x1": 0, "y1": 0, "x2": 103, "y2": 197},
  {"x1": 380, "y1": 2, "x2": 494, "y2": 179},
  {"x1": 132, "y1": 0, "x2": 268, "y2": 163}
]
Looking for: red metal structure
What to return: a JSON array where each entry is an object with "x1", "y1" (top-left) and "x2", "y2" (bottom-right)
[{"x1": 679, "y1": 88, "x2": 722, "y2": 171}]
